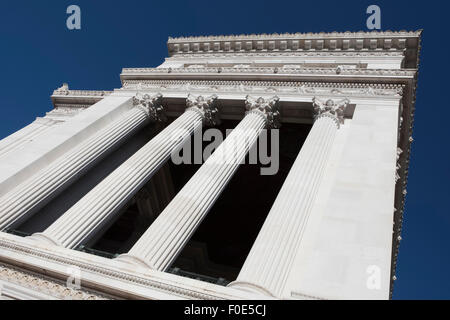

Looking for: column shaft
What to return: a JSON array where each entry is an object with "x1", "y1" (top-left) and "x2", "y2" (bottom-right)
[
  {"x1": 229, "y1": 98, "x2": 349, "y2": 297},
  {"x1": 0, "y1": 106, "x2": 150, "y2": 230},
  {"x1": 34, "y1": 106, "x2": 207, "y2": 248}
]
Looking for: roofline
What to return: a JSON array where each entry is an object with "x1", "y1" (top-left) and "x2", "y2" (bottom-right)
[{"x1": 168, "y1": 30, "x2": 423, "y2": 42}]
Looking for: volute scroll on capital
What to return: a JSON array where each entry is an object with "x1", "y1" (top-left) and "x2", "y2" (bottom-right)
[
  {"x1": 186, "y1": 94, "x2": 221, "y2": 127},
  {"x1": 312, "y1": 97, "x2": 350, "y2": 128},
  {"x1": 132, "y1": 93, "x2": 166, "y2": 122},
  {"x1": 245, "y1": 95, "x2": 281, "y2": 129}
]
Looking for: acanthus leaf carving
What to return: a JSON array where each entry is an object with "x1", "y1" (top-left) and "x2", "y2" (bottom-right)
[
  {"x1": 245, "y1": 95, "x2": 281, "y2": 129},
  {"x1": 121, "y1": 80, "x2": 404, "y2": 98},
  {"x1": 312, "y1": 97, "x2": 350, "y2": 128},
  {"x1": 186, "y1": 94, "x2": 220, "y2": 126},
  {"x1": 132, "y1": 93, "x2": 166, "y2": 122}
]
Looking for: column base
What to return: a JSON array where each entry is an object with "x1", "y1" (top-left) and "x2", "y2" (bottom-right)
[
  {"x1": 115, "y1": 254, "x2": 156, "y2": 270},
  {"x1": 227, "y1": 281, "x2": 276, "y2": 298},
  {"x1": 27, "y1": 233, "x2": 62, "y2": 247}
]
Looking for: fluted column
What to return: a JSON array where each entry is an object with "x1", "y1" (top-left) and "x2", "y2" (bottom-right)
[
  {"x1": 31, "y1": 94, "x2": 219, "y2": 249},
  {"x1": 228, "y1": 97, "x2": 350, "y2": 297},
  {"x1": 0, "y1": 93, "x2": 165, "y2": 230},
  {"x1": 118, "y1": 95, "x2": 280, "y2": 270}
]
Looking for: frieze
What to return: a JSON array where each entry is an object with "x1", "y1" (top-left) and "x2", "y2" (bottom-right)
[
  {"x1": 121, "y1": 67, "x2": 416, "y2": 77},
  {"x1": 168, "y1": 51, "x2": 405, "y2": 59},
  {"x1": 121, "y1": 80, "x2": 404, "y2": 98}
]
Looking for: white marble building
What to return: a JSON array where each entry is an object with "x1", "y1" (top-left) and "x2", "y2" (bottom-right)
[{"x1": 0, "y1": 31, "x2": 421, "y2": 300}]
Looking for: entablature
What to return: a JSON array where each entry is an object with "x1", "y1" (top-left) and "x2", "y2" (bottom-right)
[
  {"x1": 115, "y1": 81, "x2": 403, "y2": 124},
  {"x1": 160, "y1": 51, "x2": 406, "y2": 70},
  {"x1": 51, "y1": 83, "x2": 112, "y2": 110},
  {"x1": 120, "y1": 67, "x2": 417, "y2": 84},
  {"x1": 167, "y1": 30, "x2": 421, "y2": 68}
]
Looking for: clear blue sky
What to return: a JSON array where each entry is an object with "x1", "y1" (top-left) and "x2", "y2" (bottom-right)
[{"x1": 0, "y1": 0, "x2": 448, "y2": 299}]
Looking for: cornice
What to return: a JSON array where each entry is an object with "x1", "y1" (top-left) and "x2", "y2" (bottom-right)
[
  {"x1": 49, "y1": 103, "x2": 92, "y2": 109},
  {"x1": 121, "y1": 67, "x2": 416, "y2": 85},
  {"x1": 52, "y1": 84, "x2": 112, "y2": 98},
  {"x1": 122, "y1": 67, "x2": 415, "y2": 77},
  {"x1": 122, "y1": 79, "x2": 404, "y2": 90},
  {"x1": 121, "y1": 79, "x2": 404, "y2": 98},
  {"x1": 168, "y1": 50, "x2": 405, "y2": 59},
  {"x1": 389, "y1": 32, "x2": 422, "y2": 298},
  {"x1": 51, "y1": 83, "x2": 112, "y2": 110},
  {"x1": 168, "y1": 30, "x2": 422, "y2": 42},
  {"x1": 167, "y1": 31, "x2": 421, "y2": 69}
]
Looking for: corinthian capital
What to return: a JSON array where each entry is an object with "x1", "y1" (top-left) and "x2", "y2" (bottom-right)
[
  {"x1": 186, "y1": 94, "x2": 220, "y2": 126},
  {"x1": 312, "y1": 97, "x2": 350, "y2": 127},
  {"x1": 245, "y1": 95, "x2": 281, "y2": 129},
  {"x1": 133, "y1": 93, "x2": 166, "y2": 122}
]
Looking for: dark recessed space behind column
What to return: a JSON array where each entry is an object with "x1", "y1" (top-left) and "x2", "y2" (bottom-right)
[{"x1": 169, "y1": 122, "x2": 311, "y2": 282}]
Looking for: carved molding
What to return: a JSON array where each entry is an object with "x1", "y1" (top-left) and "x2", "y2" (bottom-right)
[
  {"x1": 245, "y1": 95, "x2": 281, "y2": 129},
  {"x1": 167, "y1": 31, "x2": 421, "y2": 66},
  {"x1": 186, "y1": 94, "x2": 220, "y2": 126},
  {"x1": 53, "y1": 83, "x2": 112, "y2": 98},
  {"x1": 132, "y1": 93, "x2": 166, "y2": 122},
  {"x1": 50, "y1": 104, "x2": 91, "y2": 110},
  {"x1": 51, "y1": 84, "x2": 112, "y2": 112},
  {"x1": 312, "y1": 97, "x2": 350, "y2": 128},
  {"x1": 121, "y1": 80, "x2": 404, "y2": 98},
  {"x1": 395, "y1": 148, "x2": 403, "y2": 183},
  {"x1": 0, "y1": 263, "x2": 109, "y2": 300},
  {"x1": 0, "y1": 237, "x2": 241, "y2": 300},
  {"x1": 168, "y1": 30, "x2": 421, "y2": 42},
  {"x1": 168, "y1": 51, "x2": 405, "y2": 59},
  {"x1": 121, "y1": 67, "x2": 416, "y2": 77}
]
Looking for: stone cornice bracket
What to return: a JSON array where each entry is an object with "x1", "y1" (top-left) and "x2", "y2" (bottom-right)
[
  {"x1": 52, "y1": 83, "x2": 111, "y2": 97},
  {"x1": 53, "y1": 83, "x2": 70, "y2": 95},
  {"x1": 245, "y1": 95, "x2": 281, "y2": 129},
  {"x1": 312, "y1": 97, "x2": 350, "y2": 128},
  {"x1": 132, "y1": 93, "x2": 166, "y2": 122},
  {"x1": 186, "y1": 94, "x2": 220, "y2": 126}
]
